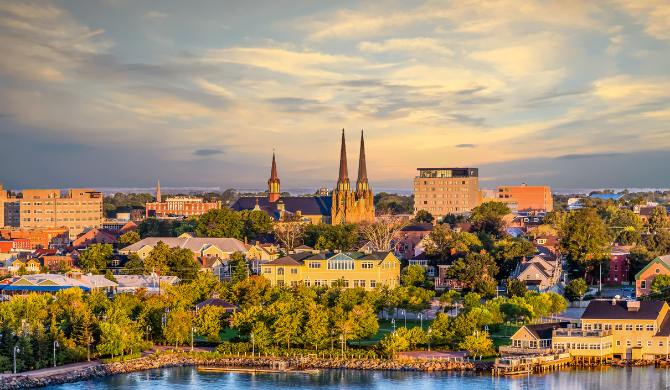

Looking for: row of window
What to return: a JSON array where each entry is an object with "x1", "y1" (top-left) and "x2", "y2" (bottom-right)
[
  {"x1": 583, "y1": 323, "x2": 655, "y2": 332},
  {"x1": 417, "y1": 194, "x2": 465, "y2": 199},
  {"x1": 415, "y1": 180, "x2": 468, "y2": 185},
  {"x1": 276, "y1": 279, "x2": 380, "y2": 288},
  {"x1": 416, "y1": 207, "x2": 468, "y2": 212},
  {"x1": 21, "y1": 201, "x2": 100, "y2": 206},
  {"x1": 419, "y1": 200, "x2": 469, "y2": 205},
  {"x1": 21, "y1": 209, "x2": 99, "y2": 214}
]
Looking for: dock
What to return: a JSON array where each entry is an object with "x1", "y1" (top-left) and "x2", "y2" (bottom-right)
[
  {"x1": 197, "y1": 366, "x2": 321, "y2": 374},
  {"x1": 493, "y1": 352, "x2": 571, "y2": 376}
]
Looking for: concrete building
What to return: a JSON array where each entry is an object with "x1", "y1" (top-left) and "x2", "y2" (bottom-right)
[
  {"x1": 1, "y1": 185, "x2": 103, "y2": 239},
  {"x1": 478, "y1": 189, "x2": 518, "y2": 212},
  {"x1": 497, "y1": 184, "x2": 553, "y2": 212},
  {"x1": 413, "y1": 168, "x2": 479, "y2": 217}
]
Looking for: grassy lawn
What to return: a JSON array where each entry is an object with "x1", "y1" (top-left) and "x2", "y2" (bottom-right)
[
  {"x1": 194, "y1": 328, "x2": 239, "y2": 343},
  {"x1": 488, "y1": 324, "x2": 521, "y2": 338},
  {"x1": 492, "y1": 338, "x2": 512, "y2": 349}
]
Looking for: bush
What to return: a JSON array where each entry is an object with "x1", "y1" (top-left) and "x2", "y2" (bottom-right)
[
  {"x1": 101, "y1": 352, "x2": 141, "y2": 364},
  {"x1": 215, "y1": 342, "x2": 251, "y2": 355}
]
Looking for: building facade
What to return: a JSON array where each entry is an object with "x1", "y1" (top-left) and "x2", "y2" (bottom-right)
[
  {"x1": 497, "y1": 184, "x2": 553, "y2": 212},
  {"x1": 636, "y1": 255, "x2": 670, "y2": 297},
  {"x1": 413, "y1": 168, "x2": 479, "y2": 216},
  {"x1": 261, "y1": 251, "x2": 401, "y2": 290},
  {"x1": 146, "y1": 196, "x2": 219, "y2": 218}
]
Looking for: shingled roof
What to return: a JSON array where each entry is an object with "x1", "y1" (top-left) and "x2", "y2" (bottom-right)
[
  {"x1": 519, "y1": 322, "x2": 570, "y2": 340},
  {"x1": 265, "y1": 251, "x2": 393, "y2": 266},
  {"x1": 123, "y1": 237, "x2": 248, "y2": 253},
  {"x1": 581, "y1": 300, "x2": 667, "y2": 320},
  {"x1": 229, "y1": 196, "x2": 333, "y2": 217}
]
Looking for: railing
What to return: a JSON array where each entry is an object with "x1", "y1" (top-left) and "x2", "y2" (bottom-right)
[
  {"x1": 499, "y1": 346, "x2": 553, "y2": 355},
  {"x1": 553, "y1": 329, "x2": 612, "y2": 338}
]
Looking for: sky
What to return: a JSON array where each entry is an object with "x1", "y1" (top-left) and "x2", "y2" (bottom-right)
[{"x1": 0, "y1": 0, "x2": 669, "y2": 192}]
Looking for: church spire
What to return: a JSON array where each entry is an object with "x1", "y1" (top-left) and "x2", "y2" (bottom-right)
[
  {"x1": 337, "y1": 129, "x2": 350, "y2": 191},
  {"x1": 356, "y1": 130, "x2": 369, "y2": 194},
  {"x1": 268, "y1": 151, "x2": 280, "y2": 202},
  {"x1": 156, "y1": 180, "x2": 161, "y2": 203}
]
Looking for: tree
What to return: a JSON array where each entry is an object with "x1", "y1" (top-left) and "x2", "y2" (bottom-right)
[
  {"x1": 508, "y1": 279, "x2": 528, "y2": 298},
  {"x1": 173, "y1": 218, "x2": 200, "y2": 237},
  {"x1": 308, "y1": 224, "x2": 358, "y2": 251},
  {"x1": 645, "y1": 231, "x2": 670, "y2": 255},
  {"x1": 105, "y1": 270, "x2": 117, "y2": 283},
  {"x1": 193, "y1": 306, "x2": 228, "y2": 343},
  {"x1": 97, "y1": 322, "x2": 124, "y2": 358},
  {"x1": 401, "y1": 265, "x2": 426, "y2": 287},
  {"x1": 303, "y1": 305, "x2": 330, "y2": 349},
  {"x1": 447, "y1": 252, "x2": 499, "y2": 295},
  {"x1": 142, "y1": 241, "x2": 172, "y2": 276},
  {"x1": 196, "y1": 209, "x2": 244, "y2": 240},
  {"x1": 238, "y1": 210, "x2": 273, "y2": 240},
  {"x1": 423, "y1": 226, "x2": 482, "y2": 265},
  {"x1": 651, "y1": 274, "x2": 670, "y2": 293},
  {"x1": 273, "y1": 213, "x2": 308, "y2": 252},
  {"x1": 138, "y1": 217, "x2": 173, "y2": 238},
  {"x1": 123, "y1": 253, "x2": 144, "y2": 275},
  {"x1": 168, "y1": 247, "x2": 200, "y2": 281},
  {"x1": 608, "y1": 209, "x2": 643, "y2": 231},
  {"x1": 617, "y1": 227, "x2": 641, "y2": 246},
  {"x1": 164, "y1": 310, "x2": 192, "y2": 347},
  {"x1": 493, "y1": 238, "x2": 536, "y2": 279},
  {"x1": 648, "y1": 207, "x2": 670, "y2": 233},
  {"x1": 542, "y1": 210, "x2": 567, "y2": 230},
  {"x1": 470, "y1": 215, "x2": 507, "y2": 238},
  {"x1": 560, "y1": 208, "x2": 612, "y2": 278},
  {"x1": 414, "y1": 210, "x2": 434, "y2": 224},
  {"x1": 546, "y1": 292, "x2": 568, "y2": 321},
  {"x1": 78, "y1": 244, "x2": 114, "y2": 272},
  {"x1": 117, "y1": 231, "x2": 141, "y2": 249},
  {"x1": 469, "y1": 202, "x2": 510, "y2": 222},
  {"x1": 459, "y1": 331, "x2": 493, "y2": 354},
  {"x1": 564, "y1": 279, "x2": 589, "y2": 302},
  {"x1": 229, "y1": 252, "x2": 249, "y2": 283},
  {"x1": 439, "y1": 290, "x2": 460, "y2": 314},
  {"x1": 379, "y1": 332, "x2": 409, "y2": 357},
  {"x1": 359, "y1": 215, "x2": 409, "y2": 252},
  {"x1": 56, "y1": 260, "x2": 71, "y2": 274}
]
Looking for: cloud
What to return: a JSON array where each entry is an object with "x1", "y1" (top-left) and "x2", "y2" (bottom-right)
[
  {"x1": 455, "y1": 144, "x2": 476, "y2": 148},
  {"x1": 265, "y1": 97, "x2": 326, "y2": 113},
  {"x1": 358, "y1": 38, "x2": 454, "y2": 56},
  {"x1": 143, "y1": 11, "x2": 169, "y2": 19},
  {"x1": 194, "y1": 149, "x2": 224, "y2": 156},
  {"x1": 555, "y1": 153, "x2": 623, "y2": 160},
  {"x1": 61, "y1": 28, "x2": 105, "y2": 49}
]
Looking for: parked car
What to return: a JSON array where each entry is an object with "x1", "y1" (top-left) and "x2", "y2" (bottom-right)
[{"x1": 621, "y1": 286, "x2": 634, "y2": 291}]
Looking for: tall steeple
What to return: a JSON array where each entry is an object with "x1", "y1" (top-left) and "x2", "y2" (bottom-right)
[
  {"x1": 356, "y1": 130, "x2": 369, "y2": 194},
  {"x1": 268, "y1": 152, "x2": 281, "y2": 202},
  {"x1": 156, "y1": 180, "x2": 161, "y2": 203},
  {"x1": 337, "y1": 129, "x2": 350, "y2": 191}
]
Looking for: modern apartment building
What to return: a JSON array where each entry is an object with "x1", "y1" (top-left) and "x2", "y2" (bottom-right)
[
  {"x1": 1, "y1": 185, "x2": 102, "y2": 239},
  {"x1": 145, "y1": 196, "x2": 219, "y2": 217},
  {"x1": 413, "y1": 168, "x2": 479, "y2": 217},
  {"x1": 497, "y1": 183, "x2": 553, "y2": 212}
]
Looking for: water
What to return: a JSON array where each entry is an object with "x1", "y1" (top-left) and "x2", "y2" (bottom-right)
[{"x1": 41, "y1": 366, "x2": 670, "y2": 390}]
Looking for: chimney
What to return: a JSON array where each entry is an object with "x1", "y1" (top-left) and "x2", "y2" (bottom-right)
[
  {"x1": 451, "y1": 248, "x2": 456, "y2": 255},
  {"x1": 244, "y1": 237, "x2": 248, "y2": 245},
  {"x1": 480, "y1": 249, "x2": 486, "y2": 254},
  {"x1": 626, "y1": 301, "x2": 640, "y2": 312},
  {"x1": 612, "y1": 298, "x2": 616, "y2": 305},
  {"x1": 256, "y1": 241, "x2": 260, "y2": 246}
]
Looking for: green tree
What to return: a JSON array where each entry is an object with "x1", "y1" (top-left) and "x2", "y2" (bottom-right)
[
  {"x1": 117, "y1": 231, "x2": 141, "y2": 249},
  {"x1": 414, "y1": 210, "x2": 435, "y2": 224},
  {"x1": 306, "y1": 223, "x2": 358, "y2": 251},
  {"x1": 17, "y1": 265, "x2": 28, "y2": 276},
  {"x1": 648, "y1": 207, "x2": 670, "y2": 233},
  {"x1": 564, "y1": 279, "x2": 589, "y2": 302},
  {"x1": 470, "y1": 215, "x2": 507, "y2": 238},
  {"x1": 105, "y1": 270, "x2": 117, "y2": 283},
  {"x1": 239, "y1": 210, "x2": 273, "y2": 240},
  {"x1": 137, "y1": 217, "x2": 173, "y2": 238},
  {"x1": 168, "y1": 247, "x2": 200, "y2": 281},
  {"x1": 617, "y1": 227, "x2": 641, "y2": 246},
  {"x1": 608, "y1": 209, "x2": 643, "y2": 231},
  {"x1": 303, "y1": 305, "x2": 330, "y2": 349},
  {"x1": 651, "y1": 274, "x2": 670, "y2": 293},
  {"x1": 560, "y1": 208, "x2": 612, "y2": 278},
  {"x1": 97, "y1": 322, "x2": 124, "y2": 358},
  {"x1": 645, "y1": 231, "x2": 670, "y2": 255},
  {"x1": 542, "y1": 210, "x2": 567, "y2": 230},
  {"x1": 439, "y1": 290, "x2": 460, "y2": 314},
  {"x1": 469, "y1": 202, "x2": 511, "y2": 222},
  {"x1": 56, "y1": 260, "x2": 71, "y2": 274},
  {"x1": 173, "y1": 217, "x2": 200, "y2": 237},
  {"x1": 193, "y1": 306, "x2": 228, "y2": 343},
  {"x1": 447, "y1": 252, "x2": 499, "y2": 295},
  {"x1": 493, "y1": 238, "x2": 536, "y2": 279},
  {"x1": 508, "y1": 279, "x2": 528, "y2": 298},
  {"x1": 401, "y1": 265, "x2": 426, "y2": 287},
  {"x1": 142, "y1": 241, "x2": 172, "y2": 275},
  {"x1": 196, "y1": 209, "x2": 244, "y2": 240},
  {"x1": 459, "y1": 331, "x2": 493, "y2": 354},
  {"x1": 164, "y1": 310, "x2": 192, "y2": 347},
  {"x1": 123, "y1": 253, "x2": 144, "y2": 275},
  {"x1": 229, "y1": 252, "x2": 249, "y2": 283},
  {"x1": 423, "y1": 226, "x2": 482, "y2": 265},
  {"x1": 379, "y1": 331, "x2": 409, "y2": 357},
  {"x1": 78, "y1": 244, "x2": 114, "y2": 272},
  {"x1": 546, "y1": 292, "x2": 568, "y2": 321}
]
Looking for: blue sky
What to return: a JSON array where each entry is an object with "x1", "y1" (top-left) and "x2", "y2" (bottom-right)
[{"x1": 0, "y1": 0, "x2": 669, "y2": 191}]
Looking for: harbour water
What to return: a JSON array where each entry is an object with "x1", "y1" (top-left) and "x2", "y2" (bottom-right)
[{"x1": 42, "y1": 366, "x2": 670, "y2": 390}]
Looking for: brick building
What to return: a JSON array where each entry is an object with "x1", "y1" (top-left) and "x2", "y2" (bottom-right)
[
  {"x1": 0, "y1": 228, "x2": 69, "y2": 249},
  {"x1": 413, "y1": 168, "x2": 479, "y2": 217},
  {"x1": 1, "y1": 185, "x2": 102, "y2": 239},
  {"x1": 146, "y1": 196, "x2": 219, "y2": 217},
  {"x1": 497, "y1": 183, "x2": 553, "y2": 212}
]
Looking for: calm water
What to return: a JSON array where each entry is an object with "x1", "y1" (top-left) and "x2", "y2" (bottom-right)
[{"x1": 43, "y1": 366, "x2": 670, "y2": 390}]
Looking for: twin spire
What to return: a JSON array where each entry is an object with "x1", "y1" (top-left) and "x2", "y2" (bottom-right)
[{"x1": 337, "y1": 129, "x2": 368, "y2": 194}]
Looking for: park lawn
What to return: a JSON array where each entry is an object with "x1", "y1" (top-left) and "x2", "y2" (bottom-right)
[
  {"x1": 492, "y1": 338, "x2": 512, "y2": 349},
  {"x1": 193, "y1": 328, "x2": 239, "y2": 343},
  {"x1": 489, "y1": 324, "x2": 522, "y2": 338}
]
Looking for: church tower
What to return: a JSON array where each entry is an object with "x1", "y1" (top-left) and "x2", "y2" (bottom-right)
[
  {"x1": 156, "y1": 180, "x2": 161, "y2": 203},
  {"x1": 331, "y1": 129, "x2": 374, "y2": 225},
  {"x1": 355, "y1": 130, "x2": 375, "y2": 222},
  {"x1": 268, "y1": 152, "x2": 280, "y2": 203},
  {"x1": 356, "y1": 130, "x2": 369, "y2": 195}
]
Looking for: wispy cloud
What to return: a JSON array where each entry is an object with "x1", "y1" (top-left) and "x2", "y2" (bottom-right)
[
  {"x1": 143, "y1": 11, "x2": 169, "y2": 19},
  {"x1": 455, "y1": 144, "x2": 476, "y2": 148},
  {"x1": 194, "y1": 149, "x2": 224, "y2": 156}
]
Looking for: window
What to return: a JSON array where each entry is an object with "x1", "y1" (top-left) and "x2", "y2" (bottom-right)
[
  {"x1": 614, "y1": 265, "x2": 618, "y2": 271},
  {"x1": 626, "y1": 339, "x2": 631, "y2": 346},
  {"x1": 583, "y1": 323, "x2": 592, "y2": 331},
  {"x1": 637, "y1": 338, "x2": 642, "y2": 346},
  {"x1": 370, "y1": 280, "x2": 376, "y2": 288},
  {"x1": 361, "y1": 261, "x2": 374, "y2": 269},
  {"x1": 328, "y1": 259, "x2": 354, "y2": 270},
  {"x1": 616, "y1": 340, "x2": 621, "y2": 346},
  {"x1": 656, "y1": 268, "x2": 661, "y2": 274},
  {"x1": 615, "y1": 324, "x2": 622, "y2": 331},
  {"x1": 276, "y1": 280, "x2": 284, "y2": 287},
  {"x1": 647, "y1": 341, "x2": 652, "y2": 347},
  {"x1": 290, "y1": 268, "x2": 298, "y2": 274},
  {"x1": 604, "y1": 324, "x2": 612, "y2": 331},
  {"x1": 660, "y1": 341, "x2": 664, "y2": 347},
  {"x1": 277, "y1": 268, "x2": 284, "y2": 275},
  {"x1": 308, "y1": 262, "x2": 321, "y2": 269},
  {"x1": 646, "y1": 325, "x2": 654, "y2": 332},
  {"x1": 264, "y1": 268, "x2": 271, "y2": 274},
  {"x1": 304, "y1": 279, "x2": 311, "y2": 287},
  {"x1": 641, "y1": 281, "x2": 646, "y2": 289},
  {"x1": 636, "y1": 324, "x2": 643, "y2": 331},
  {"x1": 290, "y1": 281, "x2": 298, "y2": 287}
]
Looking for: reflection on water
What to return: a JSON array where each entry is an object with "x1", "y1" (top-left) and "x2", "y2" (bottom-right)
[{"x1": 42, "y1": 365, "x2": 670, "y2": 390}]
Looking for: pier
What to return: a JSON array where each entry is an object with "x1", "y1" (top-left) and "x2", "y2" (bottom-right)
[{"x1": 493, "y1": 352, "x2": 571, "y2": 376}]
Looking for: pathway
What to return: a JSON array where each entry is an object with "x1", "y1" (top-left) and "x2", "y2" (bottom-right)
[
  {"x1": 0, "y1": 360, "x2": 100, "y2": 378},
  {"x1": 398, "y1": 350, "x2": 470, "y2": 360}
]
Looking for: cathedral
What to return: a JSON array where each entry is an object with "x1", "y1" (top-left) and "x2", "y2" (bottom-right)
[{"x1": 228, "y1": 130, "x2": 375, "y2": 225}]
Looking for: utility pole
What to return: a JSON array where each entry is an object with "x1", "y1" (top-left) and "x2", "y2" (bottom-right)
[{"x1": 53, "y1": 341, "x2": 59, "y2": 367}]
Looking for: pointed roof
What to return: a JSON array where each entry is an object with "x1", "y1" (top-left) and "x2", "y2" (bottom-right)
[
  {"x1": 269, "y1": 152, "x2": 279, "y2": 183},
  {"x1": 357, "y1": 130, "x2": 368, "y2": 186},
  {"x1": 337, "y1": 129, "x2": 349, "y2": 185}
]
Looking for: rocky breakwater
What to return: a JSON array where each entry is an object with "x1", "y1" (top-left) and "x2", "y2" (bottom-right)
[{"x1": 1, "y1": 354, "x2": 492, "y2": 389}]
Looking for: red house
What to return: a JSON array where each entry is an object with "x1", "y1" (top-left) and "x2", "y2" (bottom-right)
[{"x1": 587, "y1": 244, "x2": 632, "y2": 285}]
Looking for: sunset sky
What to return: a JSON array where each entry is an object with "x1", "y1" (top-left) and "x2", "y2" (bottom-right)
[{"x1": 1, "y1": 0, "x2": 669, "y2": 191}]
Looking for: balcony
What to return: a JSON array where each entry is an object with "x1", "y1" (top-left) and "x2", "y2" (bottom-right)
[
  {"x1": 499, "y1": 346, "x2": 553, "y2": 355},
  {"x1": 553, "y1": 329, "x2": 612, "y2": 338}
]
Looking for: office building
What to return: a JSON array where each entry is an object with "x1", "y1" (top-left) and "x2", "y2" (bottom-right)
[{"x1": 413, "y1": 168, "x2": 479, "y2": 216}]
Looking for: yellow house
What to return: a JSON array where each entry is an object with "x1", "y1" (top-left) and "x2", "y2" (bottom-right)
[
  {"x1": 552, "y1": 300, "x2": 670, "y2": 361},
  {"x1": 246, "y1": 243, "x2": 280, "y2": 262},
  {"x1": 261, "y1": 251, "x2": 401, "y2": 290},
  {"x1": 121, "y1": 237, "x2": 249, "y2": 261},
  {"x1": 9, "y1": 258, "x2": 42, "y2": 275}
]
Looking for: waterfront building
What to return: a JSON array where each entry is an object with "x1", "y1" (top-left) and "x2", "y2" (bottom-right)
[
  {"x1": 230, "y1": 130, "x2": 375, "y2": 225},
  {"x1": 552, "y1": 300, "x2": 670, "y2": 361},
  {"x1": 413, "y1": 168, "x2": 479, "y2": 217},
  {"x1": 502, "y1": 322, "x2": 570, "y2": 355},
  {"x1": 636, "y1": 255, "x2": 670, "y2": 297},
  {"x1": 260, "y1": 251, "x2": 401, "y2": 290}
]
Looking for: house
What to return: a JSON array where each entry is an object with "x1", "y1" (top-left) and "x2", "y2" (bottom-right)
[
  {"x1": 533, "y1": 236, "x2": 560, "y2": 257},
  {"x1": 552, "y1": 300, "x2": 670, "y2": 361},
  {"x1": 595, "y1": 245, "x2": 632, "y2": 285},
  {"x1": 8, "y1": 257, "x2": 42, "y2": 275},
  {"x1": 195, "y1": 291, "x2": 239, "y2": 313},
  {"x1": 434, "y1": 250, "x2": 468, "y2": 290},
  {"x1": 636, "y1": 255, "x2": 670, "y2": 297},
  {"x1": 196, "y1": 256, "x2": 229, "y2": 282},
  {"x1": 0, "y1": 273, "x2": 117, "y2": 296},
  {"x1": 42, "y1": 255, "x2": 78, "y2": 272},
  {"x1": 294, "y1": 245, "x2": 315, "y2": 254},
  {"x1": 120, "y1": 237, "x2": 249, "y2": 261},
  {"x1": 391, "y1": 223, "x2": 434, "y2": 260},
  {"x1": 511, "y1": 254, "x2": 562, "y2": 292},
  {"x1": 71, "y1": 228, "x2": 119, "y2": 249},
  {"x1": 113, "y1": 274, "x2": 180, "y2": 294},
  {"x1": 260, "y1": 251, "x2": 401, "y2": 290},
  {"x1": 633, "y1": 205, "x2": 670, "y2": 225},
  {"x1": 246, "y1": 242, "x2": 280, "y2": 275},
  {"x1": 501, "y1": 322, "x2": 570, "y2": 355}
]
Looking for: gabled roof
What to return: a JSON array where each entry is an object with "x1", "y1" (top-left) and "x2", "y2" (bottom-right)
[
  {"x1": 635, "y1": 255, "x2": 670, "y2": 280},
  {"x1": 124, "y1": 237, "x2": 249, "y2": 254},
  {"x1": 399, "y1": 223, "x2": 434, "y2": 232},
  {"x1": 582, "y1": 300, "x2": 667, "y2": 320},
  {"x1": 195, "y1": 296, "x2": 239, "y2": 311},
  {"x1": 267, "y1": 251, "x2": 394, "y2": 266},
  {"x1": 437, "y1": 251, "x2": 468, "y2": 267},
  {"x1": 197, "y1": 256, "x2": 224, "y2": 268},
  {"x1": 229, "y1": 196, "x2": 333, "y2": 217},
  {"x1": 513, "y1": 322, "x2": 570, "y2": 340}
]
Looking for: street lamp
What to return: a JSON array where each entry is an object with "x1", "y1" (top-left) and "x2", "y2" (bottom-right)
[
  {"x1": 14, "y1": 346, "x2": 20, "y2": 373},
  {"x1": 53, "y1": 341, "x2": 59, "y2": 367},
  {"x1": 191, "y1": 326, "x2": 195, "y2": 351},
  {"x1": 146, "y1": 325, "x2": 152, "y2": 342},
  {"x1": 428, "y1": 327, "x2": 432, "y2": 352},
  {"x1": 401, "y1": 310, "x2": 406, "y2": 328},
  {"x1": 251, "y1": 332, "x2": 255, "y2": 357},
  {"x1": 418, "y1": 314, "x2": 423, "y2": 331},
  {"x1": 391, "y1": 318, "x2": 396, "y2": 332},
  {"x1": 340, "y1": 334, "x2": 344, "y2": 354}
]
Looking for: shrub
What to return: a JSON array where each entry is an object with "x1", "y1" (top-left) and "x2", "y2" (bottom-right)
[{"x1": 101, "y1": 352, "x2": 141, "y2": 364}]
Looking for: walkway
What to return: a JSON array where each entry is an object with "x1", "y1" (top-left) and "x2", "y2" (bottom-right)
[
  {"x1": 0, "y1": 360, "x2": 100, "y2": 378},
  {"x1": 398, "y1": 350, "x2": 470, "y2": 360}
]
